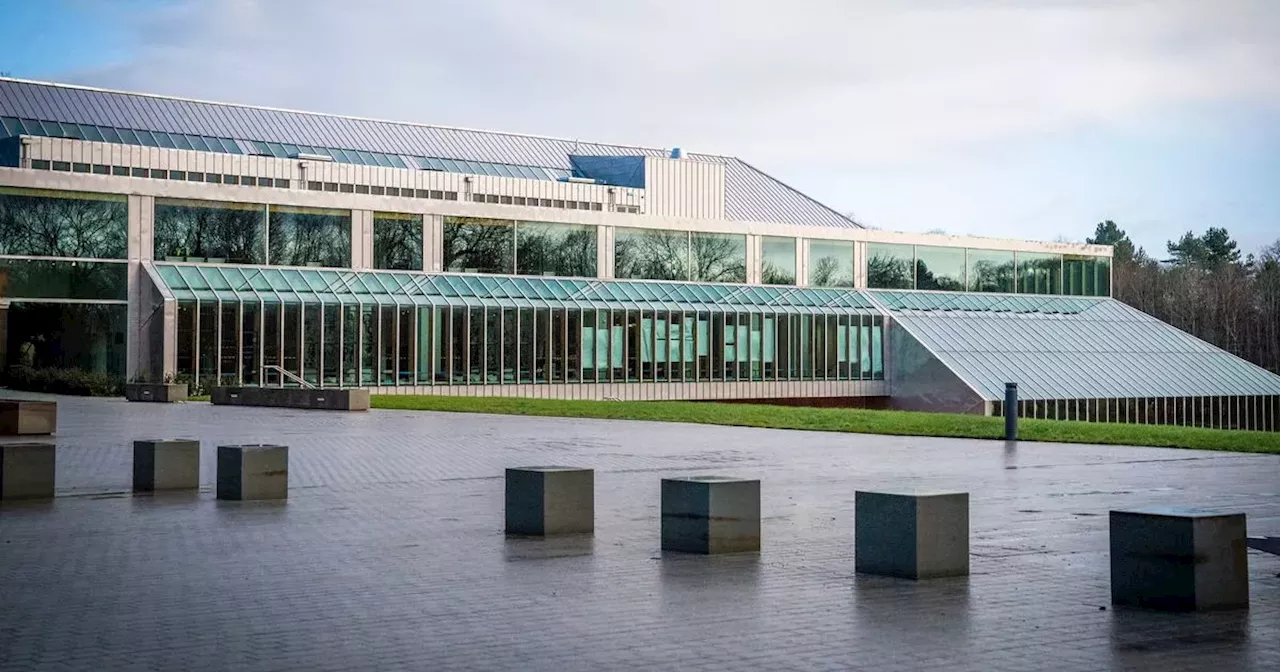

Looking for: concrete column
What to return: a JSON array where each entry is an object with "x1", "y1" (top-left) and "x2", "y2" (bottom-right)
[
  {"x1": 795, "y1": 238, "x2": 809, "y2": 287},
  {"x1": 0, "y1": 442, "x2": 56, "y2": 500},
  {"x1": 216, "y1": 444, "x2": 289, "y2": 501},
  {"x1": 744, "y1": 234, "x2": 760, "y2": 284},
  {"x1": 505, "y1": 466, "x2": 594, "y2": 535},
  {"x1": 598, "y1": 226, "x2": 614, "y2": 280},
  {"x1": 855, "y1": 490, "x2": 970, "y2": 579},
  {"x1": 351, "y1": 210, "x2": 374, "y2": 270},
  {"x1": 127, "y1": 195, "x2": 155, "y2": 381},
  {"x1": 425, "y1": 213, "x2": 444, "y2": 272},
  {"x1": 661, "y1": 476, "x2": 761, "y2": 554},
  {"x1": 1110, "y1": 508, "x2": 1248, "y2": 611}
]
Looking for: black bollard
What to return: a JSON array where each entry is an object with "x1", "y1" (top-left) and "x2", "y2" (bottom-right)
[{"x1": 1005, "y1": 382, "x2": 1018, "y2": 440}]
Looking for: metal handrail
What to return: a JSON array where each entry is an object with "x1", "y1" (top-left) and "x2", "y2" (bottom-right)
[{"x1": 261, "y1": 365, "x2": 316, "y2": 389}]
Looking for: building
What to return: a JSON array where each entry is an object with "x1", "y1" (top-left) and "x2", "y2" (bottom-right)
[{"x1": 1, "y1": 77, "x2": 1278, "y2": 431}]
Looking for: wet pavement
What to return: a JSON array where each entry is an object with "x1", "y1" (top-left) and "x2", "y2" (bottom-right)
[{"x1": 1, "y1": 393, "x2": 1278, "y2": 671}]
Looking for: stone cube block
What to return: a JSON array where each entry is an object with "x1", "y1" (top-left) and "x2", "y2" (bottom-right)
[
  {"x1": 661, "y1": 476, "x2": 760, "y2": 554},
  {"x1": 0, "y1": 442, "x2": 56, "y2": 500},
  {"x1": 216, "y1": 444, "x2": 288, "y2": 501},
  {"x1": 133, "y1": 439, "x2": 201, "y2": 492},
  {"x1": 855, "y1": 490, "x2": 969, "y2": 579},
  {"x1": 1111, "y1": 508, "x2": 1249, "y2": 611},
  {"x1": 505, "y1": 467, "x2": 594, "y2": 535},
  {"x1": 0, "y1": 400, "x2": 57, "y2": 435}
]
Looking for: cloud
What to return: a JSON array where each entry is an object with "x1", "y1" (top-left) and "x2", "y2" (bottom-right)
[{"x1": 71, "y1": 0, "x2": 1280, "y2": 164}]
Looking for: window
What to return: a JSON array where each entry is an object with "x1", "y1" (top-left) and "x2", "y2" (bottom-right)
[
  {"x1": 442, "y1": 217, "x2": 514, "y2": 274},
  {"x1": 373, "y1": 212, "x2": 424, "y2": 271},
  {"x1": 761, "y1": 236, "x2": 796, "y2": 285},
  {"x1": 914, "y1": 245, "x2": 966, "y2": 291},
  {"x1": 0, "y1": 258, "x2": 127, "y2": 300},
  {"x1": 168, "y1": 171, "x2": 186, "y2": 180},
  {"x1": 91, "y1": 164, "x2": 109, "y2": 175},
  {"x1": 1064, "y1": 255, "x2": 1109, "y2": 296},
  {"x1": 691, "y1": 232, "x2": 746, "y2": 283},
  {"x1": 966, "y1": 249, "x2": 1015, "y2": 293},
  {"x1": 339, "y1": 183, "x2": 354, "y2": 193},
  {"x1": 224, "y1": 175, "x2": 239, "y2": 185},
  {"x1": 187, "y1": 172, "x2": 204, "y2": 182},
  {"x1": 614, "y1": 227, "x2": 688, "y2": 281},
  {"x1": 72, "y1": 163, "x2": 90, "y2": 173},
  {"x1": 515, "y1": 221, "x2": 597, "y2": 277},
  {"x1": 31, "y1": 159, "x2": 51, "y2": 170},
  {"x1": 267, "y1": 205, "x2": 351, "y2": 268},
  {"x1": 1016, "y1": 252, "x2": 1062, "y2": 295},
  {"x1": 355, "y1": 185, "x2": 369, "y2": 194},
  {"x1": 154, "y1": 198, "x2": 267, "y2": 264},
  {"x1": 808, "y1": 239, "x2": 854, "y2": 288},
  {"x1": 1, "y1": 302, "x2": 126, "y2": 377},
  {"x1": 111, "y1": 166, "x2": 128, "y2": 176},
  {"x1": 307, "y1": 181, "x2": 323, "y2": 191},
  {"x1": 866, "y1": 243, "x2": 914, "y2": 289},
  {"x1": 0, "y1": 187, "x2": 127, "y2": 258},
  {"x1": 52, "y1": 161, "x2": 71, "y2": 171}
]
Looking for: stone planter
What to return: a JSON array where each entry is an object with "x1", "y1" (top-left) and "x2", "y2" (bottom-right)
[
  {"x1": 211, "y1": 386, "x2": 370, "y2": 411},
  {"x1": 125, "y1": 383, "x2": 189, "y2": 403}
]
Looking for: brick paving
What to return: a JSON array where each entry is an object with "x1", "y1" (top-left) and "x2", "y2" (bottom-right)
[{"x1": 1, "y1": 393, "x2": 1277, "y2": 671}]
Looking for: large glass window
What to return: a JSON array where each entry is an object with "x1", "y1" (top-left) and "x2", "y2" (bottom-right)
[
  {"x1": 966, "y1": 249, "x2": 1015, "y2": 293},
  {"x1": 807, "y1": 240, "x2": 854, "y2": 288},
  {"x1": 516, "y1": 221, "x2": 597, "y2": 277},
  {"x1": 1016, "y1": 252, "x2": 1062, "y2": 295},
  {"x1": 372, "y1": 212, "x2": 423, "y2": 271},
  {"x1": 761, "y1": 236, "x2": 796, "y2": 285},
  {"x1": 0, "y1": 187, "x2": 127, "y2": 258},
  {"x1": 866, "y1": 243, "x2": 914, "y2": 289},
  {"x1": 267, "y1": 205, "x2": 351, "y2": 268},
  {"x1": 691, "y1": 232, "x2": 747, "y2": 283},
  {"x1": 0, "y1": 258, "x2": 127, "y2": 300},
  {"x1": 2, "y1": 302, "x2": 126, "y2": 377},
  {"x1": 1063, "y1": 255, "x2": 1111, "y2": 297},
  {"x1": 154, "y1": 198, "x2": 266, "y2": 264},
  {"x1": 443, "y1": 217, "x2": 514, "y2": 274},
  {"x1": 614, "y1": 227, "x2": 688, "y2": 281},
  {"x1": 914, "y1": 245, "x2": 966, "y2": 291}
]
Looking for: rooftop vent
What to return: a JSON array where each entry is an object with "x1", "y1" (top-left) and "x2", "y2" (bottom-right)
[
  {"x1": 293, "y1": 152, "x2": 333, "y2": 162},
  {"x1": 670, "y1": 147, "x2": 682, "y2": 159}
]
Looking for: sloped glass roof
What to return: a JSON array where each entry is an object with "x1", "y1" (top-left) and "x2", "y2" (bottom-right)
[
  {"x1": 152, "y1": 263, "x2": 880, "y2": 315},
  {"x1": 873, "y1": 290, "x2": 1280, "y2": 400}
]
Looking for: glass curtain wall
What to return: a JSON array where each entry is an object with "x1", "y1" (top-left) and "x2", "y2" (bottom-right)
[
  {"x1": 372, "y1": 212, "x2": 423, "y2": 271},
  {"x1": 173, "y1": 300, "x2": 886, "y2": 388},
  {"x1": 267, "y1": 205, "x2": 351, "y2": 267},
  {"x1": 614, "y1": 227, "x2": 746, "y2": 284},
  {"x1": 443, "y1": 217, "x2": 599, "y2": 278},
  {"x1": 866, "y1": 243, "x2": 913, "y2": 289},
  {"x1": 807, "y1": 240, "x2": 854, "y2": 288},
  {"x1": 965, "y1": 249, "x2": 1015, "y2": 293},
  {"x1": 0, "y1": 187, "x2": 128, "y2": 379},
  {"x1": 863, "y1": 242, "x2": 1107, "y2": 297},
  {"x1": 154, "y1": 199, "x2": 267, "y2": 263},
  {"x1": 761, "y1": 236, "x2": 796, "y2": 285}
]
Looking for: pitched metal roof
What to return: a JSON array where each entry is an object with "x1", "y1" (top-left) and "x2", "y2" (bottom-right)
[
  {"x1": 874, "y1": 290, "x2": 1280, "y2": 400},
  {"x1": 0, "y1": 78, "x2": 859, "y2": 230}
]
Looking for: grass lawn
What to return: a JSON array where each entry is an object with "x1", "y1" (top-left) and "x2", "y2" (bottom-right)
[{"x1": 370, "y1": 395, "x2": 1280, "y2": 455}]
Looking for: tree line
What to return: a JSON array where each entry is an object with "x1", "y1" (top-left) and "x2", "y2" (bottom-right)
[{"x1": 1087, "y1": 221, "x2": 1280, "y2": 374}]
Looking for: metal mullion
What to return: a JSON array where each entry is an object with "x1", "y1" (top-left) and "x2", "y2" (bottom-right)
[{"x1": 236, "y1": 301, "x2": 244, "y2": 386}]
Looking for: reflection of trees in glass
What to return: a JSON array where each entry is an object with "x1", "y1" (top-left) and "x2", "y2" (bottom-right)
[
  {"x1": 0, "y1": 258, "x2": 127, "y2": 300},
  {"x1": 373, "y1": 213, "x2": 423, "y2": 271},
  {"x1": 966, "y1": 250, "x2": 1015, "y2": 293},
  {"x1": 268, "y1": 207, "x2": 351, "y2": 267},
  {"x1": 867, "y1": 254, "x2": 913, "y2": 289},
  {"x1": 516, "y1": 222, "x2": 596, "y2": 277},
  {"x1": 3, "y1": 302, "x2": 126, "y2": 376},
  {"x1": 691, "y1": 233, "x2": 746, "y2": 283},
  {"x1": 0, "y1": 188, "x2": 127, "y2": 258},
  {"x1": 443, "y1": 217, "x2": 514, "y2": 274},
  {"x1": 154, "y1": 200, "x2": 265, "y2": 264},
  {"x1": 808, "y1": 240, "x2": 853, "y2": 287},
  {"x1": 761, "y1": 236, "x2": 796, "y2": 285},
  {"x1": 914, "y1": 261, "x2": 965, "y2": 291},
  {"x1": 614, "y1": 228, "x2": 688, "y2": 281},
  {"x1": 1016, "y1": 253, "x2": 1062, "y2": 295}
]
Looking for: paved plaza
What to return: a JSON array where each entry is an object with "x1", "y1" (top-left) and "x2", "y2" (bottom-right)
[{"x1": 1, "y1": 394, "x2": 1278, "y2": 671}]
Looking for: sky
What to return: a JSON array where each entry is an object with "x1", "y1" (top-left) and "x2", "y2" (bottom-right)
[{"x1": 1, "y1": 0, "x2": 1277, "y2": 256}]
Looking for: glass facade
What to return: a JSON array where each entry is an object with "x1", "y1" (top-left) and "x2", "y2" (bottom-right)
[
  {"x1": 614, "y1": 227, "x2": 689, "y2": 281},
  {"x1": 761, "y1": 236, "x2": 796, "y2": 285},
  {"x1": 1064, "y1": 255, "x2": 1110, "y2": 297},
  {"x1": 1016, "y1": 252, "x2": 1063, "y2": 295},
  {"x1": 0, "y1": 258, "x2": 128, "y2": 300},
  {"x1": 0, "y1": 187, "x2": 127, "y2": 258},
  {"x1": 372, "y1": 212, "x2": 423, "y2": 271},
  {"x1": 515, "y1": 221, "x2": 597, "y2": 278},
  {"x1": 443, "y1": 217, "x2": 515, "y2": 274},
  {"x1": 157, "y1": 264, "x2": 885, "y2": 389},
  {"x1": 914, "y1": 245, "x2": 966, "y2": 291},
  {"x1": 966, "y1": 249, "x2": 1015, "y2": 293},
  {"x1": 1, "y1": 302, "x2": 126, "y2": 377},
  {"x1": 267, "y1": 205, "x2": 351, "y2": 268},
  {"x1": 866, "y1": 243, "x2": 914, "y2": 289},
  {"x1": 808, "y1": 239, "x2": 854, "y2": 288},
  {"x1": 691, "y1": 232, "x2": 747, "y2": 283},
  {"x1": 154, "y1": 198, "x2": 266, "y2": 264}
]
